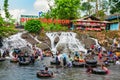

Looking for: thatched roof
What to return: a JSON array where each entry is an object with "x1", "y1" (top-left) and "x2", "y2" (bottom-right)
[{"x1": 82, "y1": 15, "x2": 100, "y2": 21}]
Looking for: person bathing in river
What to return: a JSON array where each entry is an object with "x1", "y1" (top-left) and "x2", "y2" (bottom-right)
[
  {"x1": 74, "y1": 51, "x2": 79, "y2": 62},
  {"x1": 67, "y1": 55, "x2": 72, "y2": 68},
  {"x1": 56, "y1": 54, "x2": 60, "y2": 66},
  {"x1": 98, "y1": 51, "x2": 103, "y2": 61},
  {"x1": 101, "y1": 65, "x2": 109, "y2": 74},
  {"x1": 30, "y1": 54, "x2": 35, "y2": 64},
  {"x1": 86, "y1": 66, "x2": 93, "y2": 76},
  {"x1": 115, "y1": 59, "x2": 120, "y2": 65},
  {"x1": 63, "y1": 56, "x2": 67, "y2": 67}
]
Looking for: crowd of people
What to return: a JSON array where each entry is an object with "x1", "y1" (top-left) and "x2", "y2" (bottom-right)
[{"x1": 0, "y1": 41, "x2": 120, "y2": 77}]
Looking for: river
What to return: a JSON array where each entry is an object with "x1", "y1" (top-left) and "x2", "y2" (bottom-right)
[
  {"x1": 0, "y1": 57, "x2": 120, "y2": 80},
  {"x1": 0, "y1": 32, "x2": 120, "y2": 80}
]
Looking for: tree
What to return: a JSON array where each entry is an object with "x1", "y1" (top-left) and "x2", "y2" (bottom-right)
[
  {"x1": 45, "y1": 0, "x2": 81, "y2": 20},
  {"x1": 81, "y1": 2, "x2": 92, "y2": 16},
  {"x1": 24, "y1": 20, "x2": 42, "y2": 33},
  {"x1": 109, "y1": 0, "x2": 120, "y2": 14},
  {"x1": 4, "y1": 0, "x2": 10, "y2": 20},
  {"x1": 0, "y1": 16, "x2": 4, "y2": 27}
]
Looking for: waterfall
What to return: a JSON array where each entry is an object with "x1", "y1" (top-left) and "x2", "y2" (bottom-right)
[
  {"x1": 46, "y1": 32, "x2": 87, "y2": 55},
  {"x1": 0, "y1": 31, "x2": 33, "y2": 58},
  {"x1": 91, "y1": 38, "x2": 101, "y2": 48}
]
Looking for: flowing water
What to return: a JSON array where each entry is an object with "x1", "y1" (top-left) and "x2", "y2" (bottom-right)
[
  {"x1": 46, "y1": 32, "x2": 87, "y2": 54},
  {"x1": 0, "y1": 32, "x2": 120, "y2": 80},
  {"x1": 0, "y1": 57, "x2": 120, "y2": 80},
  {"x1": 0, "y1": 32, "x2": 33, "y2": 58}
]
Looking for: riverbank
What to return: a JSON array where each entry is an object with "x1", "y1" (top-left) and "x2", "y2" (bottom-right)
[{"x1": 21, "y1": 30, "x2": 120, "y2": 51}]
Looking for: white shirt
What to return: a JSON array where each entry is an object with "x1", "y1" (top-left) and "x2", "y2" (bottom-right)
[{"x1": 116, "y1": 61, "x2": 120, "y2": 65}]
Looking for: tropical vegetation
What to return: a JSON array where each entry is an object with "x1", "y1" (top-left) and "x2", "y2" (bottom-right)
[
  {"x1": 0, "y1": 0, "x2": 120, "y2": 35},
  {"x1": 24, "y1": 20, "x2": 42, "y2": 33}
]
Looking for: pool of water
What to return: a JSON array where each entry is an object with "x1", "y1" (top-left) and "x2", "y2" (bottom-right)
[{"x1": 0, "y1": 57, "x2": 120, "y2": 80}]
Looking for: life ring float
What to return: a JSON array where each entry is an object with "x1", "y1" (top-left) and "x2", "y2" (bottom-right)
[
  {"x1": 108, "y1": 59, "x2": 114, "y2": 63},
  {"x1": 10, "y1": 59, "x2": 18, "y2": 63},
  {"x1": 0, "y1": 58, "x2": 5, "y2": 62},
  {"x1": 92, "y1": 68, "x2": 107, "y2": 75},
  {"x1": 85, "y1": 63, "x2": 97, "y2": 67},
  {"x1": 72, "y1": 61, "x2": 85, "y2": 67},
  {"x1": 86, "y1": 60, "x2": 97, "y2": 64},
  {"x1": 19, "y1": 61, "x2": 30, "y2": 65},
  {"x1": 116, "y1": 52, "x2": 120, "y2": 57},
  {"x1": 79, "y1": 59, "x2": 84, "y2": 62},
  {"x1": 36, "y1": 70, "x2": 53, "y2": 78},
  {"x1": 50, "y1": 60, "x2": 60, "y2": 65}
]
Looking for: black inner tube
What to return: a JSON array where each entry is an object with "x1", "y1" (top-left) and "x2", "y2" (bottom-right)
[
  {"x1": 0, "y1": 37, "x2": 3, "y2": 47},
  {"x1": 92, "y1": 68, "x2": 107, "y2": 75}
]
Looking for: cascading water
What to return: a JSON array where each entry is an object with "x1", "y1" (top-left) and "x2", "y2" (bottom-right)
[
  {"x1": 91, "y1": 38, "x2": 101, "y2": 47},
  {"x1": 0, "y1": 31, "x2": 33, "y2": 58},
  {"x1": 46, "y1": 32, "x2": 87, "y2": 55},
  {"x1": 46, "y1": 32, "x2": 59, "y2": 54},
  {"x1": 91, "y1": 38, "x2": 107, "y2": 51}
]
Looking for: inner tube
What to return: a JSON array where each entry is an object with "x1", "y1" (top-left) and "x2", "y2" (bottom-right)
[
  {"x1": 19, "y1": 61, "x2": 30, "y2": 65},
  {"x1": 72, "y1": 61, "x2": 85, "y2": 67},
  {"x1": 50, "y1": 60, "x2": 60, "y2": 65},
  {"x1": 0, "y1": 58, "x2": 5, "y2": 62},
  {"x1": 108, "y1": 60, "x2": 114, "y2": 63},
  {"x1": 10, "y1": 59, "x2": 18, "y2": 63},
  {"x1": 43, "y1": 54, "x2": 51, "y2": 57},
  {"x1": 37, "y1": 70, "x2": 53, "y2": 78},
  {"x1": 92, "y1": 68, "x2": 107, "y2": 75},
  {"x1": 85, "y1": 63, "x2": 97, "y2": 67},
  {"x1": 86, "y1": 60, "x2": 97, "y2": 64}
]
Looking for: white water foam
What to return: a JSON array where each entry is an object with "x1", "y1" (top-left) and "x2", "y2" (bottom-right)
[
  {"x1": 0, "y1": 31, "x2": 33, "y2": 58},
  {"x1": 46, "y1": 32, "x2": 87, "y2": 55}
]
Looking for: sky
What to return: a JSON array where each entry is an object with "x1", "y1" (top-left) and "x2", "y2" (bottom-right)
[{"x1": 0, "y1": 0, "x2": 54, "y2": 22}]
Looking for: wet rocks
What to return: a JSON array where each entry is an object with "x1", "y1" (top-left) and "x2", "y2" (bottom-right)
[{"x1": 21, "y1": 33, "x2": 38, "y2": 45}]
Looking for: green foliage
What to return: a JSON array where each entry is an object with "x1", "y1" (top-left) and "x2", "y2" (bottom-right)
[
  {"x1": 42, "y1": 23, "x2": 68, "y2": 32},
  {"x1": 81, "y1": 2, "x2": 92, "y2": 16},
  {"x1": 45, "y1": 0, "x2": 81, "y2": 20},
  {"x1": 0, "y1": 16, "x2": 4, "y2": 27},
  {"x1": 24, "y1": 20, "x2": 42, "y2": 33},
  {"x1": 97, "y1": 10, "x2": 106, "y2": 20},
  {"x1": 4, "y1": 0, "x2": 10, "y2": 19},
  {"x1": 109, "y1": 0, "x2": 120, "y2": 14},
  {"x1": 0, "y1": 26, "x2": 18, "y2": 37}
]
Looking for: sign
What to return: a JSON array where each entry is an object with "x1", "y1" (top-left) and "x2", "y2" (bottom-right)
[
  {"x1": 39, "y1": 11, "x2": 43, "y2": 17},
  {"x1": 21, "y1": 15, "x2": 38, "y2": 18},
  {"x1": 20, "y1": 18, "x2": 70, "y2": 24}
]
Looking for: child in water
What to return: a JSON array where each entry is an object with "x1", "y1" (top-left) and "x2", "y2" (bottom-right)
[{"x1": 86, "y1": 66, "x2": 93, "y2": 76}]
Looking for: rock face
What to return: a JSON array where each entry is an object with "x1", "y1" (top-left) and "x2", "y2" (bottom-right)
[
  {"x1": 20, "y1": 46, "x2": 33, "y2": 54},
  {"x1": 0, "y1": 37, "x2": 3, "y2": 48},
  {"x1": 76, "y1": 34, "x2": 96, "y2": 49},
  {"x1": 21, "y1": 32, "x2": 98, "y2": 51},
  {"x1": 21, "y1": 33, "x2": 38, "y2": 45}
]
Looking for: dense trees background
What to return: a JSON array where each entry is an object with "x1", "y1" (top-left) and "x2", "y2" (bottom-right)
[
  {"x1": 45, "y1": 0, "x2": 120, "y2": 20},
  {"x1": 45, "y1": 0, "x2": 81, "y2": 20}
]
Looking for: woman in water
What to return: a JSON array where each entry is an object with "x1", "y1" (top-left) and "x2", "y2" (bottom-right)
[{"x1": 101, "y1": 65, "x2": 109, "y2": 74}]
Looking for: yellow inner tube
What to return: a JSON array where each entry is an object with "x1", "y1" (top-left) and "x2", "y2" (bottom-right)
[{"x1": 116, "y1": 52, "x2": 120, "y2": 57}]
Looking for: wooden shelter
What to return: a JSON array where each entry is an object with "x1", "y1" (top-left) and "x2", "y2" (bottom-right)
[{"x1": 71, "y1": 16, "x2": 109, "y2": 31}]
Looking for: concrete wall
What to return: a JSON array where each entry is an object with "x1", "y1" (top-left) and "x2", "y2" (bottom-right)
[{"x1": 110, "y1": 23, "x2": 119, "y2": 30}]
